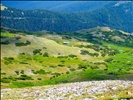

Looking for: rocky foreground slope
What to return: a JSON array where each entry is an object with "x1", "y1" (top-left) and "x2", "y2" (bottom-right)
[{"x1": 1, "y1": 80, "x2": 133, "y2": 100}]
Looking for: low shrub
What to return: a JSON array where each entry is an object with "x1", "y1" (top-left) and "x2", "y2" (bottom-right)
[
  {"x1": 1, "y1": 73, "x2": 6, "y2": 75},
  {"x1": 57, "y1": 56, "x2": 68, "y2": 58},
  {"x1": 3, "y1": 57, "x2": 14, "y2": 65},
  {"x1": 34, "y1": 69, "x2": 46, "y2": 74},
  {"x1": 19, "y1": 62, "x2": 28, "y2": 64},
  {"x1": 68, "y1": 54, "x2": 77, "y2": 58},
  {"x1": 20, "y1": 70, "x2": 24, "y2": 74},
  {"x1": 33, "y1": 49, "x2": 41, "y2": 55},
  {"x1": 43, "y1": 47, "x2": 47, "y2": 49},
  {"x1": 78, "y1": 64, "x2": 88, "y2": 69},
  {"x1": 66, "y1": 71, "x2": 70, "y2": 74},
  {"x1": 8, "y1": 76, "x2": 17, "y2": 81},
  {"x1": 58, "y1": 64, "x2": 65, "y2": 67},
  {"x1": 15, "y1": 71, "x2": 19, "y2": 75},
  {"x1": 90, "y1": 66, "x2": 99, "y2": 69},
  {"x1": 69, "y1": 68, "x2": 76, "y2": 72},
  {"x1": 1, "y1": 41, "x2": 10, "y2": 45},
  {"x1": 18, "y1": 75, "x2": 33, "y2": 80},
  {"x1": 51, "y1": 73, "x2": 61, "y2": 77},
  {"x1": 80, "y1": 50, "x2": 89, "y2": 55},
  {"x1": 49, "y1": 65, "x2": 57, "y2": 68},
  {"x1": 43, "y1": 52, "x2": 49, "y2": 57},
  {"x1": 15, "y1": 36, "x2": 21, "y2": 40},
  {"x1": 15, "y1": 40, "x2": 31, "y2": 47},
  {"x1": 37, "y1": 78, "x2": 42, "y2": 80},
  {"x1": 60, "y1": 60, "x2": 65, "y2": 63},
  {"x1": 104, "y1": 58, "x2": 113, "y2": 63}
]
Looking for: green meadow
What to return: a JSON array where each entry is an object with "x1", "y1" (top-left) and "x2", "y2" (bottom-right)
[{"x1": 1, "y1": 27, "x2": 133, "y2": 88}]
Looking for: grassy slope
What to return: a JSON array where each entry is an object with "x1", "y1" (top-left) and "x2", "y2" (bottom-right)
[
  {"x1": 1, "y1": 34, "x2": 96, "y2": 59},
  {"x1": 1, "y1": 28, "x2": 133, "y2": 88},
  {"x1": 1, "y1": 32, "x2": 105, "y2": 88}
]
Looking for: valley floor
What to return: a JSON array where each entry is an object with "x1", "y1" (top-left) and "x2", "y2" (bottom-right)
[{"x1": 1, "y1": 80, "x2": 133, "y2": 100}]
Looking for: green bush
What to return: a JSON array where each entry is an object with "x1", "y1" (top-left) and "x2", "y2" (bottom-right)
[
  {"x1": 18, "y1": 75, "x2": 33, "y2": 80},
  {"x1": 1, "y1": 77, "x2": 16, "y2": 83},
  {"x1": 34, "y1": 69, "x2": 46, "y2": 74},
  {"x1": 15, "y1": 36, "x2": 21, "y2": 40},
  {"x1": 66, "y1": 71, "x2": 70, "y2": 74},
  {"x1": 49, "y1": 65, "x2": 57, "y2": 68},
  {"x1": 43, "y1": 52, "x2": 49, "y2": 57},
  {"x1": 3, "y1": 57, "x2": 14, "y2": 65},
  {"x1": 1, "y1": 41, "x2": 10, "y2": 45},
  {"x1": 93, "y1": 53, "x2": 99, "y2": 57},
  {"x1": 104, "y1": 58, "x2": 113, "y2": 63},
  {"x1": 68, "y1": 54, "x2": 77, "y2": 58},
  {"x1": 58, "y1": 64, "x2": 65, "y2": 67},
  {"x1": 15, "y1": 71, "x2": 19, "y2": 75},
  {"x1": 4, "y1": 57, "x2": 14, "y2": 60},
  {"x1": 8, "y1": 76, "x2": 17, "y2": 81},
  {"x1": 51, "y1": 73, "x2": 61, "y2": 77},
  {"x1": 1, "y1": 73, "x2": 6, "y2": 75},
  {"x1": 78, "y1": 64, "x2": 88, "y2": 69},
  {"x1": 101, "y1": 53, "x2": 106, "y2": 57},
  {"x1": 33, "y1": 49, "x2": 41, "y2": 55},
  {"x1": 69, "y1": 68, "x2": 76, "y2": 71},
  {"x1": 57, "y1": 56, "x2": 68, "y2": 58},
  {"x1": 80, "y1": 50, "x2": 89, "y2": 55},
  {"x1": 108, "y1": 71, "x2": 117, "y2": 75},
  {"x1": 15, "y1": 40, "x2": 31, "y2": 46},
  {"x1": 20, "y1": 70, "x2": 24, "y2": 74},
  {"x1": 19, "y1": 61, "x2": 28, "y2": 64},
  {"x1": 43, "y1": 47, "x2": 47, "y2": 49},
  {"x1": 90, "y1": 66, "x2": 99, "y2": 69},
  {"x1": 37, "y1": 78, "x2": 42, "y2": 80},
  {"x1": 60, "y1": 60, "x2": 65, "y2": 63},
  {"x1": 8, "y1": 57, "x2": 14, "y2": 60}
]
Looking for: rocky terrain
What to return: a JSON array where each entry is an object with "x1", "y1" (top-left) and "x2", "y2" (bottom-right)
[{"x1": 1, "y1": 80, "x2": 133, "y2": 100}]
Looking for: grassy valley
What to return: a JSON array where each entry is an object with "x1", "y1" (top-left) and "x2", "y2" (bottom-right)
[{"x1": 1, "y1": 27, "x2": 133, "y2": 88}]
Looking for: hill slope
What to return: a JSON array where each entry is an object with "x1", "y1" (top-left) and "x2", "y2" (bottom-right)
[{"x1": 1, "y1": 27, "x2": 133, "y2": 88}]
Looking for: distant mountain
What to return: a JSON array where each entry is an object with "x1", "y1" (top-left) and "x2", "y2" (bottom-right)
[
  {"x1": 1, "y1": 1, "x2": 71, "y2": 10},
  {"x1": 1, "y1": 1, "x2": 109, "y2": 12},
  {"x1": 1, "y1": 1, "x2": 133, "y2": 33},
  {"x1": 77, "y1": 1, "x2": 133, "y2": 33},
  {"x1": 50, "y1": 1, "x2": 110, "y2": 12}
]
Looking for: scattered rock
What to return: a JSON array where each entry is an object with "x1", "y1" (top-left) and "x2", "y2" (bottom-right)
[
  {"x1": 1, "y1": 80, "x2": 133, "y2": 100},
  {"x1": 112, "y1": 87, "x2": 117, "y2": 90}
]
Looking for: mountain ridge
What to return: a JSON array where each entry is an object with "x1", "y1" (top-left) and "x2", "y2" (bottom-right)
[{"x1": 1, "y1": 1, "x2": 133, "y2": 33}]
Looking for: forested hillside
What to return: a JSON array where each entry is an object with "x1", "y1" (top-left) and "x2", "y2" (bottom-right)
[{"x1": 1, "y1": 1, "x2": 133, "y2": 33}]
